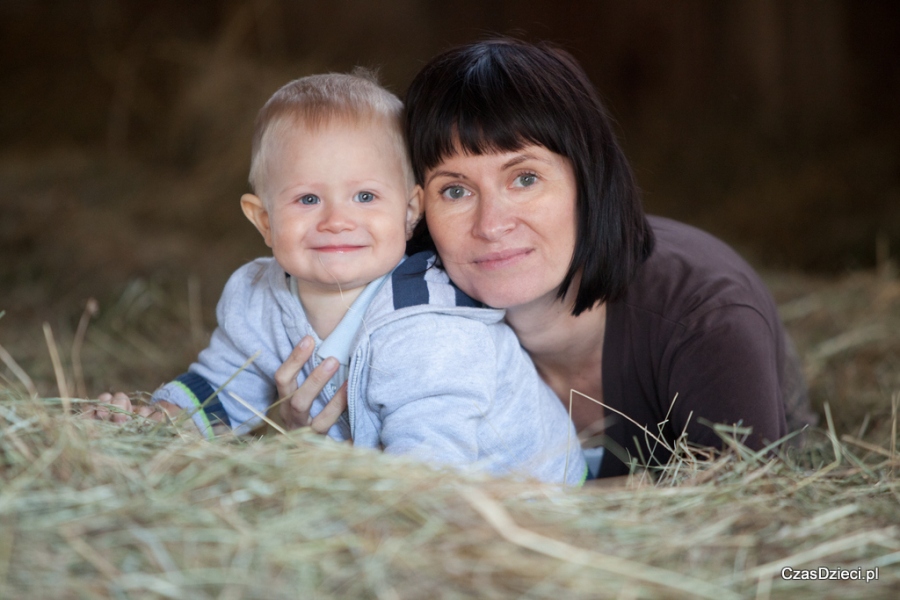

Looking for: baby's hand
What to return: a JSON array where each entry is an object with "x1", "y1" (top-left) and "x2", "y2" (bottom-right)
[
  {"x1": 275, "y1": 335, "x2": 348, "y2": 433},
  {"x1": 86, "y1": 392, "x2": 181, "y2": 424}
]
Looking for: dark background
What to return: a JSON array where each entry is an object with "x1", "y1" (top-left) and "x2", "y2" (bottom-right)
[{"x1": 2, "y1": 0, "x2": 899, "y2": 316}]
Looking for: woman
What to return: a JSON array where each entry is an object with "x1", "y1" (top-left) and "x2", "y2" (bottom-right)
[{"x1": 280, "y1": 38, "x2": 815, "y2": 478}]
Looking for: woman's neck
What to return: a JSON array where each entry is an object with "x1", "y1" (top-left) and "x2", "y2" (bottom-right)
[
  {"x1": 506, "y1": 293, "x2": 608, "y2": 435},
  {"x1": 504, "y1": 293, "x2": 606, "y2": 379}
]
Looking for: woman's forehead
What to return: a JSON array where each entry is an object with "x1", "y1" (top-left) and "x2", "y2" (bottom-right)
[{"x1": 429, "y1": 142, "x2": 556, "y2": 169}]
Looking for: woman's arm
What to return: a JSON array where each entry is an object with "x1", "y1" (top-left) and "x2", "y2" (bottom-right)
[{"x1": 665, "y1": 304, "x2": 788, "y2": 451}]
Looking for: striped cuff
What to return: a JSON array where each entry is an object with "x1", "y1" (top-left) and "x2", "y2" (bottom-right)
[{"x1": 170, "y1": 372, "x2": 230, "y2": 439}]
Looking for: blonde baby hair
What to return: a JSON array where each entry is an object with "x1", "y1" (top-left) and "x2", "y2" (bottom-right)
[{"x1": 248, "y1": 69, "x2": 413, "y2": 201}]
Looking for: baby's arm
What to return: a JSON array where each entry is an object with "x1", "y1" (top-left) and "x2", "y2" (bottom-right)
[
  {"x1": 150, "y1": 294, "x2": 281, "y2": 437},
  {"x1": 86, "y1": 323, "x2": 274, "y2": 437},
  {"x1": 149, "y1": 258, "x2": 350, "y2": 437},
  {"x1": 366, "y1": 313, "x2": 495, "y2": 467},
  {"x1": 87, "y1": 336, "x2": 347, "y2": 438}
]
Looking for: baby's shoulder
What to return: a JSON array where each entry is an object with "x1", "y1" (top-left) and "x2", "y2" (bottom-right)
[
  {"x1": 360, "y1": 252, "x2": 503, "y2": 338},
  {"x1": 217, "y1": 257, "x2": 287, "y2": 316},
  {"x1": 388, "y1": 251, "x2": 484, "y2": 311}
]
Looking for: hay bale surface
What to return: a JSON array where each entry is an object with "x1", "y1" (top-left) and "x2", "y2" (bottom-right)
[{"x1": 1, "y1": 391, "x2": 898, "y2": 599}]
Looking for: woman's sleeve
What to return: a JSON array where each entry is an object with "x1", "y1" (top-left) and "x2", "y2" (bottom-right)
[
  {"x1": 364, "y1": 313, "x2": 496, "y2": 468},
  {"x1": 664, "y1": 304, "x2": 788, "y2": 451}
]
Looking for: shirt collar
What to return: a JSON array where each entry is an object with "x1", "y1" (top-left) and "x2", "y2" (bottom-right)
[{"x1": 290, "y1": 272, "x2": 390, "y2": 366}]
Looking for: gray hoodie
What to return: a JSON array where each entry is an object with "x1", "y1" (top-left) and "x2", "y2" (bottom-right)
[{"x1": 152, "y1": 252, "x2": 587, "y2": 485}]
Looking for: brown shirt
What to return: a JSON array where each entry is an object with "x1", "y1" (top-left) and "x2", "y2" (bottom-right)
[{"x1": 598, "y1": 216, "x2": 800, "y2": 477}]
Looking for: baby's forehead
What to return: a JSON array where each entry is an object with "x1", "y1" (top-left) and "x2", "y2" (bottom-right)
[
  {"x1": 266, "y1": 116, "x2": 413, "y2": 182},
  {"x1": 273, "y1": 112, "x2": 390, "y2": 141}
]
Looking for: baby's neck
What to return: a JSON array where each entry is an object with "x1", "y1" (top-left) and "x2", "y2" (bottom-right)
[{"x1": 297, "y1": 285, "x2": 366, "y2": 339}]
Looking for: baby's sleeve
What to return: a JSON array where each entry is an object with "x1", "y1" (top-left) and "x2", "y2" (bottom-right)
[{"x1": 151, "y1": 261, "x2": 281, "y2": 437}]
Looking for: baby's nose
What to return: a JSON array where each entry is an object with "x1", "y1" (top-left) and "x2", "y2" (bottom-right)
[{"x1": 318, "y1": 202, "x2": 356, "y2": 232}]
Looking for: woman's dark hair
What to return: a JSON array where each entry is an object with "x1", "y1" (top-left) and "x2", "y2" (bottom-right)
[{"x1": 404, "y1": 38, "x2": 654, "y2": 316}]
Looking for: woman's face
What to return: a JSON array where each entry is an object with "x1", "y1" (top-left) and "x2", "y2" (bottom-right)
[{"x1": 421, "y1": 144, "x2": 578, "y2": 311}]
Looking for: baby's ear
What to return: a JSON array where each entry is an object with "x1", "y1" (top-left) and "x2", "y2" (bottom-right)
[
  {"x1": 405, "y1": 186, "x2": 424, "y2": 240},
  {"x1": 241, "y1": 194, "x2": 273, "y2": 247}
]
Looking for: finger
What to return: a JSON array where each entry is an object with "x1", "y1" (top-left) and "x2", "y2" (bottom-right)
[
  {"x1": 89, "y1": 392, "x2": 113, "y2": 420},
  {"x1": 136, "y1": 405, "x2": 164, "y2": 422},
  {"x1": 274, "y1": 336, "x2": 315, "y2": 398},
  {"x1": 279, "y1": 393, "x2": 301, "y2": 430},
  {"x1": 154, "y1": 400, "x2": 181, "y2": 417},
  {"x1": 110, "y1": 393, "x2": 133, "y2": 424},
  {"x1": 92, "y1": 404, "x2": 109, "y2": 421},
  {"x1": 136, "y1": 405, "x2": 171, "y2": 423},
  {"x1": 310, "y1": 381, "x2": 347, "y2": 435},
  {"x1": 289, "y1": 357, "x2": 339, "y2": 418}
]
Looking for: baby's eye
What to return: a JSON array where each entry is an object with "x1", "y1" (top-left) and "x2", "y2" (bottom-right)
[
  {"x1": 512, "y1": 173, "x2": 538, "y2": 188},
  {"x1": 355, "y1": 191, "x2": 375, "y2": 203},
  {"x1": 299, "y1": 194, "x2": 320, "y2": 205},
  {"x1": 441, "y1": 185, "x2": 470, "y2": 200}
]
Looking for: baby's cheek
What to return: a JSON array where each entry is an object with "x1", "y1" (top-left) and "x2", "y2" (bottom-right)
[{"x1": 379, "y1": 227, "x2": 408, "y2": 265}]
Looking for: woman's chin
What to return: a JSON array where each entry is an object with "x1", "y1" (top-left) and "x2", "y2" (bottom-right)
[{"x1": 467, "y1": 283, "x2": 548, "y2": 311}]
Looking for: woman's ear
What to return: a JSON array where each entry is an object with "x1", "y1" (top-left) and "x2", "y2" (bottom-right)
[
  {"x1": 406, "y1": 186, "x2": 424, "y2": 240},
  {"x1": 241, "y1": 194, "x2": 273, "y2": 247}
]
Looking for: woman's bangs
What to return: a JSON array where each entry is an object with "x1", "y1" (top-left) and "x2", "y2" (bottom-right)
[{"x1": 421, "y1": 81, "x2": 554, "y2": 176}]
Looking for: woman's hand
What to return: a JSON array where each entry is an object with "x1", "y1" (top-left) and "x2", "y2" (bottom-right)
[
  {"x1": 274, "y1": 335, "x2": 348, "y2": 433},
  {"x1": 86, "y1": 392, "x2": 181, "y2": 423}
]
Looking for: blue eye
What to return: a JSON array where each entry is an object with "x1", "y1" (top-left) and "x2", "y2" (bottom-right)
[
  {"x1": 513, "y1": 173, "x2": 537, "y2": 187},
  {"x1": 299, "y1": 194, "x2": 319, "y2": 205},
  {"x1": 355, "y1": 191, "x2": 375, "y2": 203},
  {"x1": 441, "y1": 185, "x2": 469, "y2": 200}
]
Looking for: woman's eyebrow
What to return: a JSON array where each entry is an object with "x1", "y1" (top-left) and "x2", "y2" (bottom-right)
[
  {"x1": 425, "y1": 170, "x2": 467, "y2": 185},
  {"x1": 426, "y1": 153, "x2": 550, "y2": 185},
  {"x1": 501, "y1": 153, "x2": 546, "y2": 170}
]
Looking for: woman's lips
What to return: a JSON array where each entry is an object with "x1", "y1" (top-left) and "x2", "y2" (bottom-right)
[{"x1": 473, "y1": 248, "x2": 532, "y2": 270}]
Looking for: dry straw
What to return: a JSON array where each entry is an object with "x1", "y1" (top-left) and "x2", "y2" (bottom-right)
[
  {"x1": 1, "y1": 389, "x2": 898, "y2": 599},
  {"x1": 2, "y1": 266, "x2": 899, "y2": 598}
]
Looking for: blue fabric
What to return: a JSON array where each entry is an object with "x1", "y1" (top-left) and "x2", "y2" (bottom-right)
[
  {"x1": 175, "y1": 371, "x2": 228, "y2": 425},
  {"x1": 454, "y1": 285, "x2": 484, "y2": 309},
  {"x1": 392, "y1": 251, "x2": 484, "y2": 310},
  {"x1": 174, "y1": 372, "x2": 229, "y2": 425},
  {"x1": 391, "y1": 252, "x2": 430, "y2": 310}
]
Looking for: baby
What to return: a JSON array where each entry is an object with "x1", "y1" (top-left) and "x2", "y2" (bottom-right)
[{"x1": 98, "y1": 72, "x2": 586, "y2": 485}]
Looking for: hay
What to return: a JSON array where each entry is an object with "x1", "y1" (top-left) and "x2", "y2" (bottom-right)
[
  {"x1": 1, "y1": 390, "x2": 898, "y2": 599},
  {"x1": 0, "y1": 249, "x2": 896, "y2": 599},
  {"x1": 1, "y1": 253, "x2": 898, "y2": 598}
]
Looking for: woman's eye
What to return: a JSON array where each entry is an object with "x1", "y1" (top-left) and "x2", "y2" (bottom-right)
[
  {"x1": 513, "y1": 173, "x2": 538, "y2": 188},
  {"x1": 299, "y1": 194, "x2": 319, "y2": 205},
  {"x1": 441, "y1": 185, "x2": 469, "y2": 200},
  {"x1": 355, "y1": 191, "x2": 375, "y2": 203}
]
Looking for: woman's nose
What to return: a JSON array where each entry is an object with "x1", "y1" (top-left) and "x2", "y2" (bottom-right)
[
  {"x1": 318, "y1": 202, "x2": 355, "y2": 233},
  {"x1": 472, "y1": 194, "x2": 515, "y2": 241}
]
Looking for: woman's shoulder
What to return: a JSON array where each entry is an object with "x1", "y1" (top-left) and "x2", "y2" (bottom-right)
[{"x1": 621, "y1": 216, "x2": 778, "y2": 325}]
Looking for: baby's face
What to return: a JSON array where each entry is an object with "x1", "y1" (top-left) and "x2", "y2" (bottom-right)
[{"x1": 250, "y1": 121, "x2": 418, "y2": 300}]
